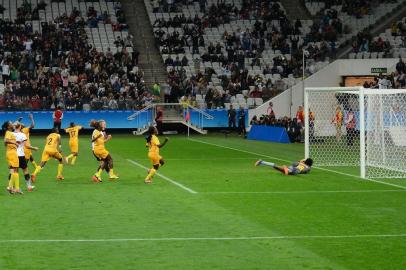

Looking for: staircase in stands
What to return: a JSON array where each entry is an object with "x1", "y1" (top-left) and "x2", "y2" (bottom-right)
[
  {"x1": 280, "y1": 0, "x2": 311, "y2": 20},
  {"x1": 121, "y1": 0, "x2": 168, "y2": 85},
  {"x1": 128, "y1": 103, "x2": 214, "y2": 135}
]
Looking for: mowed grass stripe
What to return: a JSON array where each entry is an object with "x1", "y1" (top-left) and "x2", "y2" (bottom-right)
[{"x1": 188, "y1": 138, "x2": 406, "y2": 190}]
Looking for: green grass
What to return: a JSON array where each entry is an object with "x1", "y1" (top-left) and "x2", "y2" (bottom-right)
[{"x1": 0, "y1": 133, "x2": 406, "y2": 270}]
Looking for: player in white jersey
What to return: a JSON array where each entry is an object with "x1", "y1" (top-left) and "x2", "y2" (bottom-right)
[{"x1": 13, "y1": 122, "x2": 39, "y2": 191}]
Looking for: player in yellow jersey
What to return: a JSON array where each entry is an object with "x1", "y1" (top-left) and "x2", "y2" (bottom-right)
[
  {"x1": 21, "y1": 113, "x2": 40, "y2": 169},
  {"x1": 2, "y1": 121, "x2": 22, "y2": 194},
  {"x1": 64, "y1": 122, "x2": 82, "y2": 165},
  {"x1": 144, "y1": 126, "x2": 169, "y2": 183},
  {"x1": 90, "y1": 120, "x2": 119, "y2": 182},
  {"x1": 31, "y1": 128, "x2": 65, "y2": 181}
]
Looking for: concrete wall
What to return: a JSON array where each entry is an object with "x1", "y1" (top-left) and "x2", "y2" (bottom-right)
[{"x1": 338, "y1": 58, "x2": 399, "y2": 76}]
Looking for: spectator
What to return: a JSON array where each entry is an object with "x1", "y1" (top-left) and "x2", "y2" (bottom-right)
[
  {"x1": 117, "y1": 95, "x2": 126, "y2": 110},
  {"x1": 53, "y1": 106, "x2": 63, "y2": 131},
  {"x1": 1, "y1": 60, "x2": 10, "y2": 82},
  {"x1": 250, "y1": 115, "x2": 259, "y2": 125},
  {"x1": 109, "y1": 96, "x2": 118, "y2": 110},
  {"x1": 238, "y1": 106, "x2": 246, "y2": 137},
  {"x1": 287, "y1": 118, "x2": 301, "y2": 142},
  {"x1": 396, "y1": 58, "x2": 406, "y2": 74},
  {"x1": 228, "y1": 104, "x2": 236, "y2": 129},
  {"x1": 296, "y1": 106, "x2": 305, "y2": 127},
  {"x1": 199, "y1": 0, "x2": 207, "y2": 12},
  {"x1": 155, "y1": 107, "x2": 163, "y2": 135},
  {"x1": 205, "y1": 87, "x2": 214, "y2": 109},
  {"x1": 266, "y1": 102, "x2": 275, "y2": 119},
  {"x1": 345, "y1": 109, "x2": 356, "y2": 146}
]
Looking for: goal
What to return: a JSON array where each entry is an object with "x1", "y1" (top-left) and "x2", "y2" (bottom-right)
[{"x1": 304, "y1": 87, "x2": 406, "y2": 179}]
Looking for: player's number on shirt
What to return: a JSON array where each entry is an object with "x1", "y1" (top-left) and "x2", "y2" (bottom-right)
[
  {"x1": 70, "y1": 131, "x2": 76, "y2": 137},
  {"x1": 297, "y1": 164, "x2": 305, "y2": 171},
  {"x1": 48, "y1": 138, "x2": 53, "y2": 145}
]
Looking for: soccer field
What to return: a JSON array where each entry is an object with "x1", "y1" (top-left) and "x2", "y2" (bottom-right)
[{"x1": 1, "y1": 133, "x2": 406, "y2": 269}]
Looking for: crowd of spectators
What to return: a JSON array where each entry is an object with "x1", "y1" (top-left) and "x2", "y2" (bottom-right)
[
  {"x1": 0, "y1": 2, "x2": 153, "y2": 111},
  {"x1": 303, "y1": 7, "x2": 341, "y2": 59},
  {"x1": 153, "y1": 2, "x2": 304, "y2": 106},
  {"x1": 351, "y1": 31, "x2": 392, "y2": 55},
  {"x1": 361, "y1": 58, "x2": 406, "y2": 89},
  {"x1": 164, "y1": 64, "x2": 284, "y2": 109},
  {"x1": 151, "y1": 0, "x2": 348, "y2": 108},
  {"x1": 249, "y1": 104, "x2": 304, "y2": 142},
  {"x1": 350, "y1": 16, "x2": 406, "y2": 57},
  {"x1": 307, "y1": 0, "x2": 397, "y2": 18}
]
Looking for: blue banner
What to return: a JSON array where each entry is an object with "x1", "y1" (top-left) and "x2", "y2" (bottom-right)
[
  {"x1": 0, "y1": 109, "x2": 248, "y2": 130},
  {"x1": 247, "y1": 125, "x2": 291, "y2": 144}
]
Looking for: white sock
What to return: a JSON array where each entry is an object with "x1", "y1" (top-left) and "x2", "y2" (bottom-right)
[{"x1": 261, "y1": 161, "x2": 275, "y2": 167}]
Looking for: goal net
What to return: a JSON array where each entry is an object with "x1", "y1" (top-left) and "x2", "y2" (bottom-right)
[{"x1": 305, "y1": 87, "x2": 406, "y2": 179}]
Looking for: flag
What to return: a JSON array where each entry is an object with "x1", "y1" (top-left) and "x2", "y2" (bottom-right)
[
  {"x1": 185, "y1": 111, "x2": 190, "y2": 122},
  {"x1": 152, "y1": 83, "x2": 160, "y2": 96}
]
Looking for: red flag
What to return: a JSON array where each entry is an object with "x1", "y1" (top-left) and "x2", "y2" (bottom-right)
[{"x1": 185, "y1": 111, "x2": 190, "y2": 122}]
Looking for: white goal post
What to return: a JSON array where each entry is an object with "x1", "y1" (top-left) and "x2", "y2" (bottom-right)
[{"x1": 304, "y1": 87, "x2": 406, "y2": 179}]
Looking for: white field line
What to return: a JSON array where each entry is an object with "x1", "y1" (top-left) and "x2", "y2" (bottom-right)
[
  {"x1": 1, "y1": 234, "x2": 405, "y2": 243},
  {"x1": 202, "y1": 190, "x2": 406, "y2": 195},
  {"x1": 188, "y1": 138, "x2": 406, "y2": 190},
  {"x1": 138, "y1": 157, "x2": 256, "y2": 161},
  {"x1": 127, "y1": 159, "x2": 197, "y2": 194}
]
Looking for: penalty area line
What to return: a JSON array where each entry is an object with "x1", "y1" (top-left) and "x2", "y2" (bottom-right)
[
  {"x1": 127, "y1": 159, "x2": 197, "y2": 194},
  {"x1": 1, "y1": 234, "x2": 405, "y2": 243},
  {"x1": 188, "y1": 138, "x2": 406, "y2": 190}
]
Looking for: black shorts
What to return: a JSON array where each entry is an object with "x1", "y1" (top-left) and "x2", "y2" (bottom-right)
[
  {"x1": 18, "y1": 156, "x2": 27, "y2": 170},
  {"x1": 93, "y1": 151, "x2": 102, "y2": 161}
]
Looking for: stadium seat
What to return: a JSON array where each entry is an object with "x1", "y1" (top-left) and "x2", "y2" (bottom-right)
[
  {"x1": 254, "y1": 98, "x2": 263, "y2": 106},
  {"x1": 83, "y1": 104, "x2": 91, "y2": 111},
  {"x1": 247, "y1": 98, "x2": 255, "y2": 108}
]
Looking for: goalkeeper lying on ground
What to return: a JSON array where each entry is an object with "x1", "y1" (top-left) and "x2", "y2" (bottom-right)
[{"x1": 255, "y1": 158, "x2": 313, "y2": 175}]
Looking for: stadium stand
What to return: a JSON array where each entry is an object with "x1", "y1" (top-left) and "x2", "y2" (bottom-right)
[
  {"x1": 144, "y1": 0, "x2": 404, "y2": 110},
  {"x1": 0, "y1": 0, "x2": 148, "y2": 111},
  {"x1": 348, "y1": 17, "x2": 406, "y2": 60},
  {"x1": 306, "y1": 0, "x2": 403, "y2": 58},
  {"x1": 1, "y1": 0, "x2": 405, "y2": 111},
  {"x1": 145, "y1": 0, "x2": 318, "y2": 109}
]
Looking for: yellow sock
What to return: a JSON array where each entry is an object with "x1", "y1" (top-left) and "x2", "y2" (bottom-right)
[
  {"x1": 57, "y1": 164, "x2": 63, "y2": 176},
  {"x1": 8, "y1": 175, "x2": 14, "y2": 189},
  {"x1": 31, "y1": 160, "x2": 38, "y2": 168},
  {"x1": 33, "y1": 166, "x2": 42, "y2": 176},
  {"x1": 71, "y1": 156, "x2": 77, "y2": 165},
  {"x1": 67, "y1": 154, "x2": 74, "y2": 160},
  {"x1": 13, "y1": 173, "x2": 20, "y2": 190},
  {"x1": 109, "y1": 169, "x2": 115, "y2": 177},
  {"x1": 96, "y1": 168, "x2": 103, "y2": 177},
  {"x1": 146, "y1": 168, "x2": 156, "y2": 180}
]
